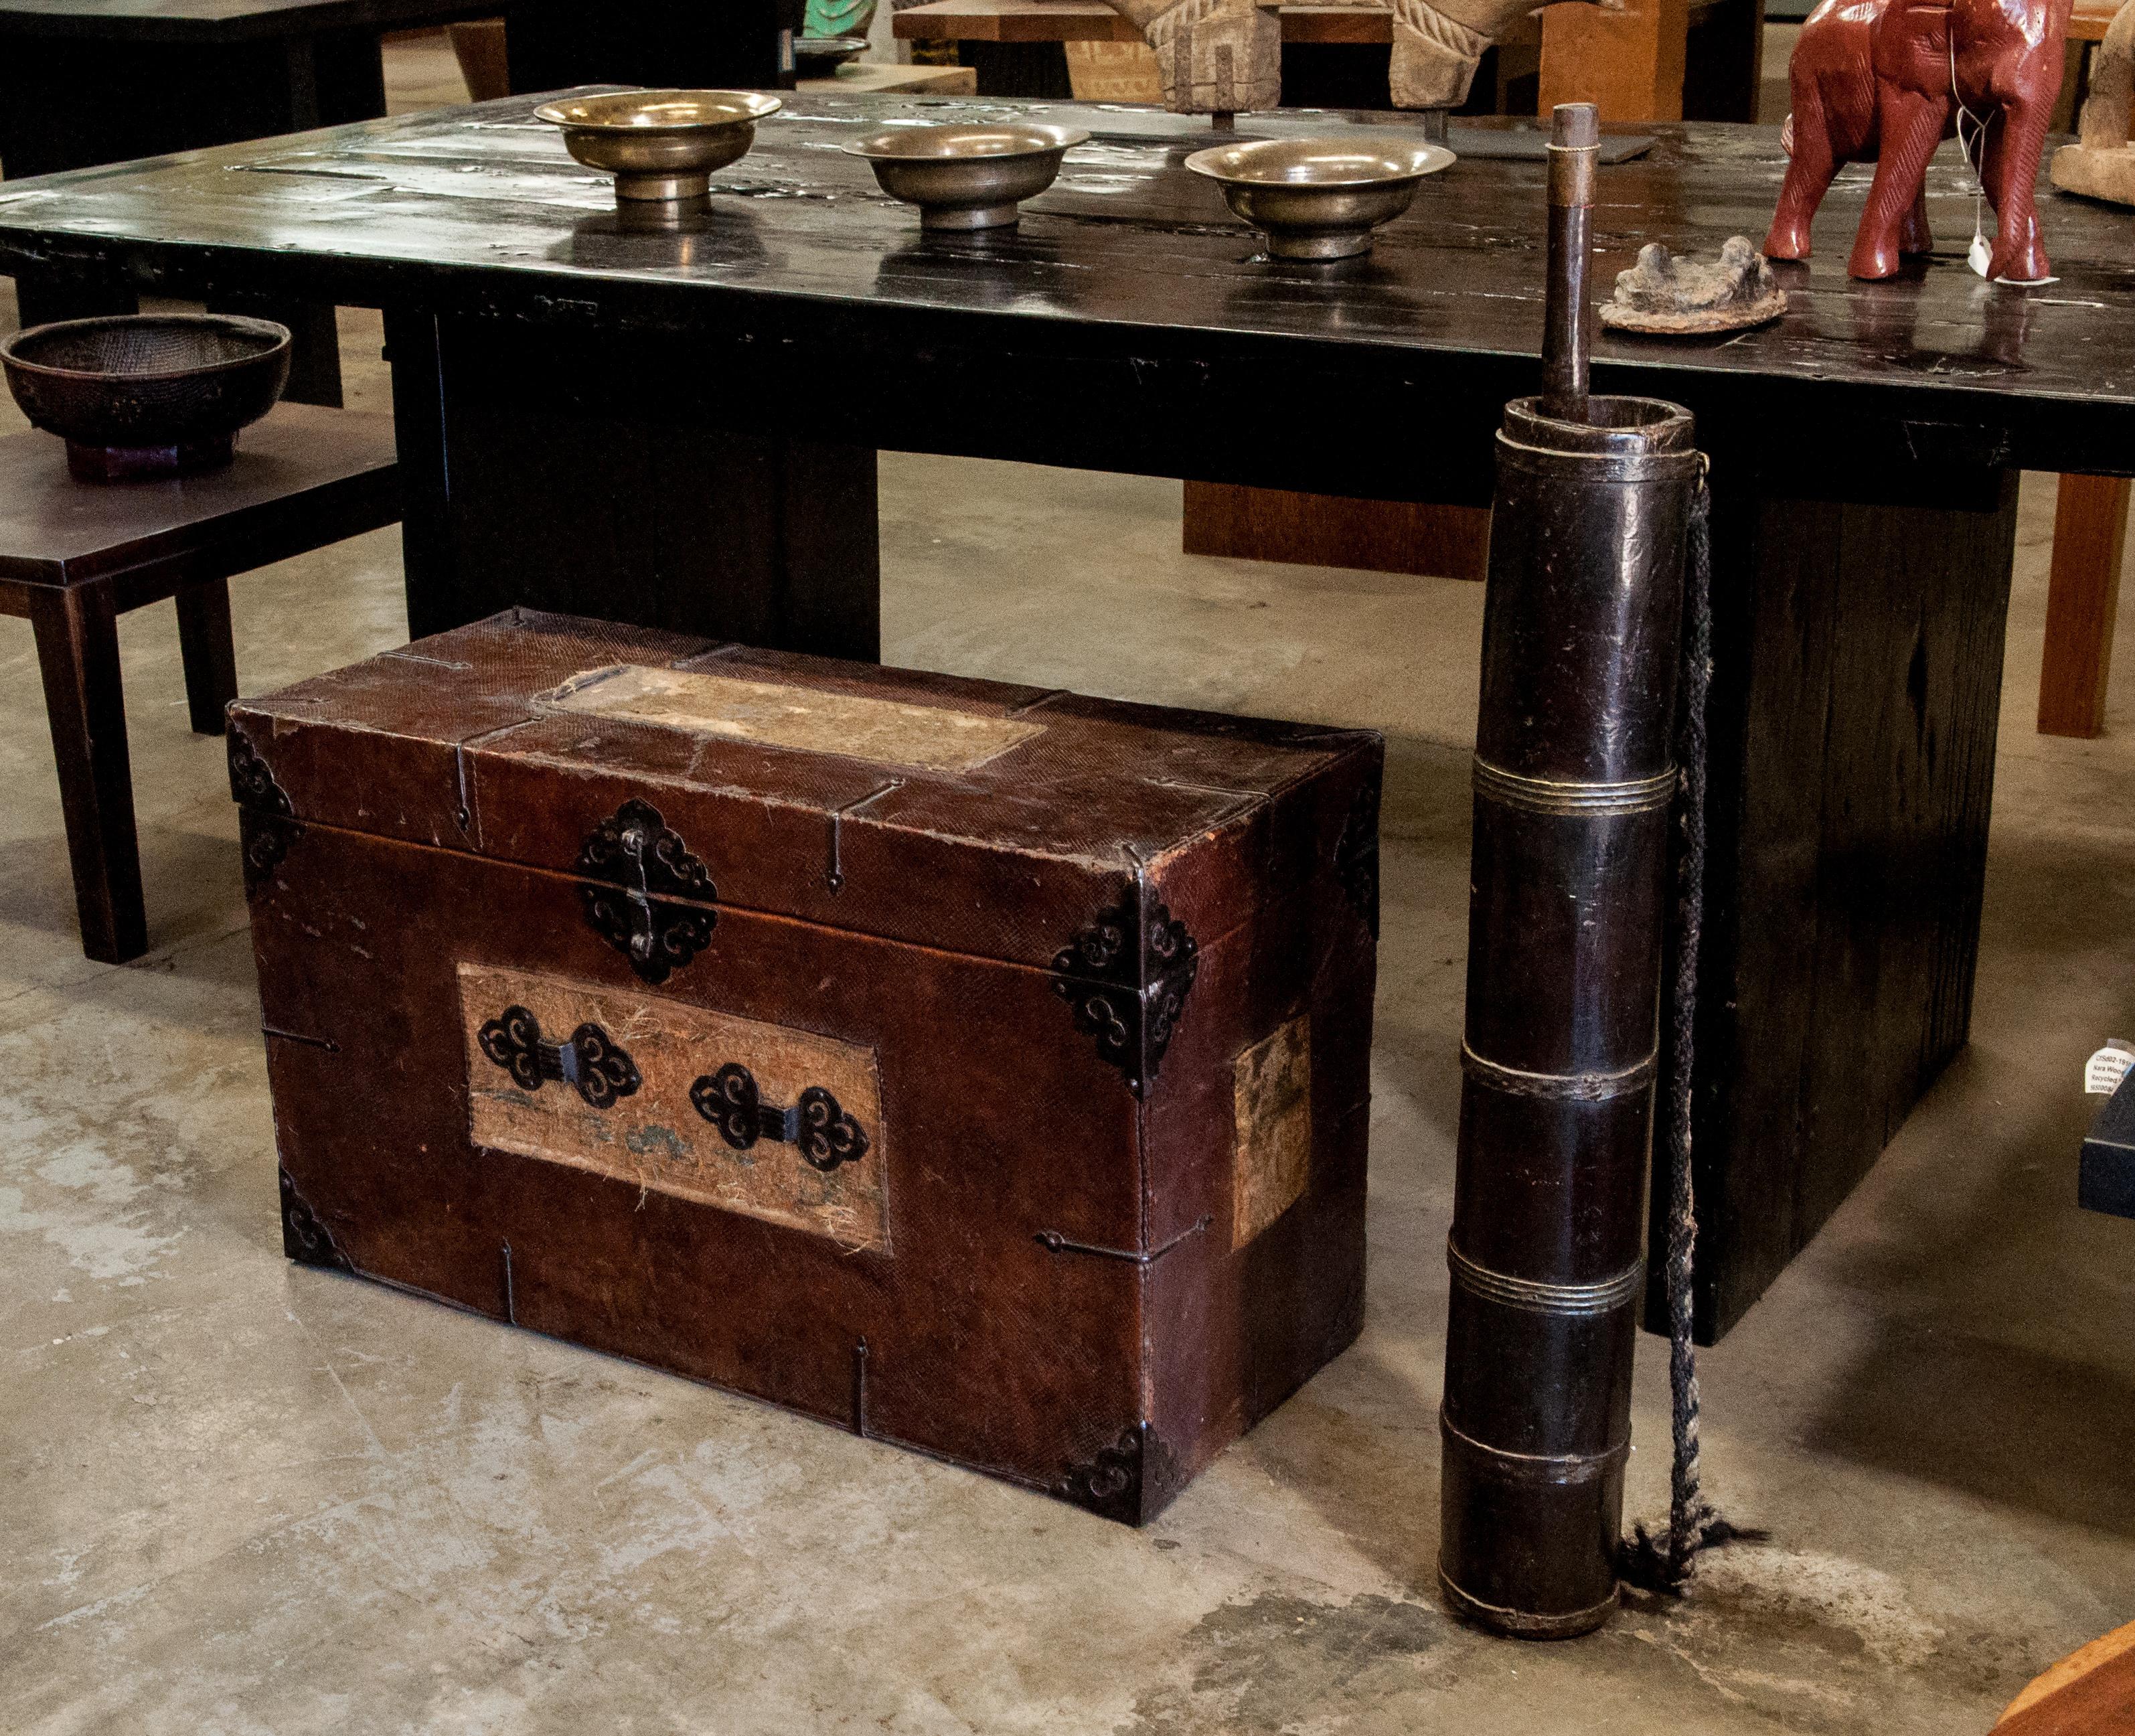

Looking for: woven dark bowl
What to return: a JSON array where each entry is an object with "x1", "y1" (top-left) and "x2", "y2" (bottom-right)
[{"x1": 0, "y1": 313, "x2": 292, "y2": 481}]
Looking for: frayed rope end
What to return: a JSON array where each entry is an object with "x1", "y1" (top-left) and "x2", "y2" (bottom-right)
[{"x1": 1618, "y1": 1516, "x2": 1770, "y2": 1597}]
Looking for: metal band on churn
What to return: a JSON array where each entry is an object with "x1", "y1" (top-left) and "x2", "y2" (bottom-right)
[{"x1": 1438, "y1": 103, "x2": 1705, "y2": 1640}]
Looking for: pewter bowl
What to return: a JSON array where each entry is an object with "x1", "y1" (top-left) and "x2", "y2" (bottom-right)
[
  {"x1": 0, "y1": 313, "x2": 291, "y2": 482},
  {"x1": 535, "y1": 89, "x2": 783, "y2": 203},
  {"x1": 843, "y1": 123, "x2": 1089, "y2": 231},
  {"x1": 1184, "y1": 135, "x2": 1455, "y2": 260},
  {"x1": 794, "y1": 34, "x2": 870, "y2": 72}
]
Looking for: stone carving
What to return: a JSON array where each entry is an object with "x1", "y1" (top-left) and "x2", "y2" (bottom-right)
[
  {"x1": 1103, "y1": 0, "x2": 1595, "y2": 112},
  {"x1": 1599, "y1": 237, "x2": 1788, "y2": 334},
  {"x1": 2052, "y1": 0, "x2": 2135, "y2": 208}
]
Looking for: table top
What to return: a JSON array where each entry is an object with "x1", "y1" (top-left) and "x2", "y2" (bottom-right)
[
  {"x1": 893, "y1": 0, "x2": 1140, "y2": 42},
  {"x1": 2071, "y1": 0, "x2": 2119, "y2": 39},
  {"x1": 0, "y1": 92, "x2": 2128, "y2": 483},
  {"x1": 0, "y1": 404, "x2": 398, "y2": 586},
  {"x1": 0, "y1": 0, "x2": 509, "y2": 43}
]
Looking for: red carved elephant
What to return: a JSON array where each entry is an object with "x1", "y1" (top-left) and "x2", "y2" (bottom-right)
[{"x1": 1765, "y1": 0, "x2": 2073, "y2": 283}]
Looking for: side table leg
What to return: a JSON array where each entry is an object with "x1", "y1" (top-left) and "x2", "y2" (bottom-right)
[
  {"x1": 31, "y1": 587, "x2": 147, "y2": 963},
  {"x1": 175, "y1": 578, "x2": 240, "y2": 736}
]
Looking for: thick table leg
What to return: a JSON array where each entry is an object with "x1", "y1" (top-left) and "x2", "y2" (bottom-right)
[
  {"x1": 1, "y1": 28, "x2": 360, "y2": 402},
  {"x1": 207, "y1": 295, "x2": 344, "y2": 408},
  {"x1": 175, "y1": 579, "x2": 240, "y2": 736},
  {"x1": 31, "y1": 587, "x2": 146, "y2": 964},
  {"x1": 383, "y1": 311, "x2": 881, "y2": 657},
  {"x1": 2038, "y1": 473, "x2": 2131, "y2": 739},
  {"x1": 957, "y1": 42, "x2": 1075, "y2": 99},
  {"x1": 1675, "y1": 466, "x2": 2018, "y2": 1340},
  {"x1": 11, "y1": 272, "x2": 139, "y2": 334}
]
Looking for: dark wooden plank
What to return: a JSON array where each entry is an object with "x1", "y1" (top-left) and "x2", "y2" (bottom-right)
[
  {"x1": 0, "y1": 405, "x2": 399, "y2": 586},
  {"x1": 1664, "y1": 482, "x2": 1841, "y2": 1341},
  {"x1": 1659, "y1": 467, "x2": 2018, "y2": 1338},
  {"x1": 30, "y1": 583, "x2": 146, "y2": 963},
  {"x1": 1182, "y1": 483, "x2": 1490, "y2": 580},
  {"x1": 0, "y1": 0, "x2": 519, "y2": 44}
]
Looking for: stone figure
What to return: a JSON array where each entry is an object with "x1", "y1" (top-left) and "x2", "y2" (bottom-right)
[
  {"x1": 1101, "y1": 0, "x2": 1598, "y2": 114},
  {"x1": 2051, "y1": 0, "x2": 2135, "y2": 206}
]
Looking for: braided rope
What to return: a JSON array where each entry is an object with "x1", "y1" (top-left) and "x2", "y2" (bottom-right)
[{"x1": 1622, "y1": 479, "x2": 1765, "y2": 1593}]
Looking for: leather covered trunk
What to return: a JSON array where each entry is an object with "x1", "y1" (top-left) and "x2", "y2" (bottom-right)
[{"x1": 230, "y1": 610, "x2": 1382, "y2": 1523}]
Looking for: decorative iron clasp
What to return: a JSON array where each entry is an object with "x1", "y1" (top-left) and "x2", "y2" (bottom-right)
[
  {"x1": 690, "y1": 1062, "x2": 870, "y2": 1173},
  {"x1": 577, "y1": 797, "x2": 717, "y2": 985},
  {"x1": 478, "y1": 1005, "x2": 643, "y2": 1110}
]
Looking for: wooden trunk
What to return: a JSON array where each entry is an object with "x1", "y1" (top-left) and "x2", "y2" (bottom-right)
[{"x1": 230, "y1": 611, "x2": 1382, "y2": 1523}]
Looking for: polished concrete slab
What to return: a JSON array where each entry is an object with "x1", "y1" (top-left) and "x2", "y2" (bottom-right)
[{"x1": 5, "y1": 58, "x2": 2135, "y2": 1736}]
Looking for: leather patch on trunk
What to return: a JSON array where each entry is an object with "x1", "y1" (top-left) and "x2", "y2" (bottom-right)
[
  {"x1": 1233, "y1": 1015, "x2": 1312, "y2": 1249},
  {"x1": 536, "y1": 663, "x2": 1044, "y2": 773},
  {"x1": 460, "y1": 963, "x2": 888, "y2": 1251}
]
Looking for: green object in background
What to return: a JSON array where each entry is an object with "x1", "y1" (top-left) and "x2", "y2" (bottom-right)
[{"x1": 805, "y1": 0, "x2": 878, "y2": 37}]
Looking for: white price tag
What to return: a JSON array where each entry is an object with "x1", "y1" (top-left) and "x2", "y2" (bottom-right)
[{"x1": 2084, "y1": 1043, "x2": 2135, "y2": 1096}]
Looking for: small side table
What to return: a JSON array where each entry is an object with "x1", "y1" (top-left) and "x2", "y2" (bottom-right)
[{"x1": 1, "y1": 405, "x2": 400, "y2": 962}]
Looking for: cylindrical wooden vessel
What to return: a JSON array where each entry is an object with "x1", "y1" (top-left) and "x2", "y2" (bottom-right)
[{"x1": 1438, "y1": 392, "x2": 1701, "y2": 1638}]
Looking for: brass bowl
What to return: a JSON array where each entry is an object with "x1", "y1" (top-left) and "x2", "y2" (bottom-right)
[
  {"x1": 1184, "y1": 135, "x2": 1455, "y2": 260},
  {"x1": 844, "y1": 123, "x2": 1089, "y2": 231},
  {"x1": 534, "y1": 89, "x2": 783, "y2": 203},
  {"x1": 0, "y1": 313, "x2": 291, "y2": 482}
]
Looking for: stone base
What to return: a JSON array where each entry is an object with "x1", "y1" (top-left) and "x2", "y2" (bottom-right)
[{"x1": 2051, "y1": 144, "x2": 2135, "y2": 208}]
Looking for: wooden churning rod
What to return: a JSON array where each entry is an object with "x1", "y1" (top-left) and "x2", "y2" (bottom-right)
[{"x1": 1540, "y1": 101, "x2": 1599, "y2": 422}]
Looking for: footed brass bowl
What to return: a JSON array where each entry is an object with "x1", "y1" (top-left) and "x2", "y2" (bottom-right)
[
  {"x1": 535, "y1": 89, "x2": 784, "y2": 203},
  {"x1": 1184, "y1": 135, "x2": 1455, "y2": 260},
  {"x1": 844, "y1": 122, "x2": 1089, "y2": 231}
]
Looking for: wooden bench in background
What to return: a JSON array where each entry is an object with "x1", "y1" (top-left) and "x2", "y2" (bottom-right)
[{"x1": 2038, "y1": 0, "x2": 2133, "y2": 738}]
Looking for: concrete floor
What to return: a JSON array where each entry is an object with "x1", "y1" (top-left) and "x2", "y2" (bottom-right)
[{"x1": 5, "y1": 44, "x2": 2135, "y2": 1736}]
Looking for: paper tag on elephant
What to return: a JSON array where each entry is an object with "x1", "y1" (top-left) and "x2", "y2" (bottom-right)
[
  {"x1": 536, "y1": 663, "x2": 1043, "y2": 773},
  {"x1": 461, "y1": 963, "x2": 888, "y2": 1251}
]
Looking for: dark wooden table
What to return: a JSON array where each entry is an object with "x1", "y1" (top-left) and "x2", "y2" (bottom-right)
[
  {"x1": 3, "y1": 92, "x2": 2130, "y2": 1338},
  {"x1": 0, "y1": 0, "x2": 527, "y2": 401}
]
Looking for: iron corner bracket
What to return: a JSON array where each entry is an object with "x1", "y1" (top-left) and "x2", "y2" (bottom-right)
[
  {"x1": 1049, "y1": 874, "x2": 1200, "y2": 1099},
  {"x1": 1054, "y1": 1421, "x2": 1186, "y2": 1525},
  {"x1": 279, "y1": 1166, "x2": 351, "y2": 1272}
]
